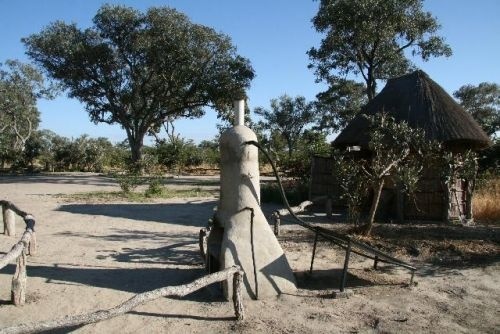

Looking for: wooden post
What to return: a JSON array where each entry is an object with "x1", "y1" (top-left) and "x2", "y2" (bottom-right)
[
  {"x1": 28, "y1": 232, "x2": 37, "y2": 256},
  {"x1": 3, "y1": 205, "x2": 16, "y2": 236},
  {"x1": 232, "y1": 270, "x2": 245, "y2": 320},
  {"x1": 325, "y1": 197, "x2": 332, "y2": 218},
  {"x1": 273, "y1": 213, "x2": 281, "y2": 236},
  {"x1": 11, "y1": 250, "x2": 27, "y2": 306},
  {"x1": 199, "y1": 229, "x2": 207, "y2": 261}
]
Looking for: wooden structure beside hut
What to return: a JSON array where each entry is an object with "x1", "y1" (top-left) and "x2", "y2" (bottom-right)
[{"x1": 310, "y1": 70, "x2": 491, "y2": 223}]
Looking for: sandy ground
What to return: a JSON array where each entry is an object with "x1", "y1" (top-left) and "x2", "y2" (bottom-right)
[{"x1": 0, "y1": 173, "x2": 499, "y2": 333}]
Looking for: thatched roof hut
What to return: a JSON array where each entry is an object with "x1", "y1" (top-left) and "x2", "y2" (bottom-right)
[
  {"x1": 333, "y1": 70, "x2": 491, "y2": 151},
  {"x1": 311, "y1": 70, "x2": 491, "y2": 223}
]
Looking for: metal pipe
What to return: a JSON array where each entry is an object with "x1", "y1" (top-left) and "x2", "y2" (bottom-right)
[
  {"x1": 310, "y1": 231, "x2": 319, "y2": 274},
  {"x1": 410, "y1": 270, "x2": 415, "y2": 286}
]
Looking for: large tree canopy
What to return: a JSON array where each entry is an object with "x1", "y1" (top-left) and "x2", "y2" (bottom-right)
[
  {"x1": 23, "y1": 4, "x2": 254, "y2": 165},
  {"x1": 309, "y1": 0, "x2": 452, "y2": 100},
  {"x1": 453, "y1": 82, "x2": 500, "y2": 139},
  {"x1": 0, "y1": 60, "x2": 48, "y2": 163}
]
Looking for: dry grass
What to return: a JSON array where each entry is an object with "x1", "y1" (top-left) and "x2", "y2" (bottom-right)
[{"x1": 473, "y1": 176, "x2": 500, "y2": 224}]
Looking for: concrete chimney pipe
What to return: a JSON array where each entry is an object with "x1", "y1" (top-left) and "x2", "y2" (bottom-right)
[{"x1": 234, "y1": 99, "x2": 245, "y2": 126}]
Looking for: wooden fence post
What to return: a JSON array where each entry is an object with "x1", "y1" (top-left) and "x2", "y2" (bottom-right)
[
  {"x1": 28, "y1": 231, "x2": 37, "y2": 256},
  {"x1": 232, "y1": 270, "x2": 245, "y2": 320},
  {"x1": 2, "y1": 205, "x2": 16, "y2": 236},
  {"x1": 273, "y1": 212, "x2": 281, "y2": 236},
  {"x1": 325, "y1": 197, "x2": 333, "y2": 218},
  {"x1": 11, "y1": 250, "x2": 27, "y2": 306}
]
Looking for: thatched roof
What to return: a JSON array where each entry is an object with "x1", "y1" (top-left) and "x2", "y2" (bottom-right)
[{"x1": 333, "y1": 70, "x2": 491, "y2": 150}]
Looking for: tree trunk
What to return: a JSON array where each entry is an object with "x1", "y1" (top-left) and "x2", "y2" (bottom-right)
[
  {"x1": 364, "y1": 178, "x2": 385, "y2": 235},
  {"x1": 285, "y1": 137, "x2": 293, "y2": 160},
  {"x1": 366, "y1": 68, "x2": 376, "y2": 100},
  {"x1": 128, "y1": 136, "x2": 144, "y2": 172}
]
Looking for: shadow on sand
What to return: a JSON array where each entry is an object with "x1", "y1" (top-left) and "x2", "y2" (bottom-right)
[
  {"x1": 0, "y1": 263, "x2": 234, "y2": 329},
  {"x1": 295, "y1": 269, "x2": 375, "y2": 291},
  {"x1": 0, "y1": 174, "x2": 117, "y2": 187},
  {"x1": 1, "y1": 263, "x2": 212, "y2": 297},
  {"x1": 56, "y1": 200, "x2": 217, "y2": 227}
]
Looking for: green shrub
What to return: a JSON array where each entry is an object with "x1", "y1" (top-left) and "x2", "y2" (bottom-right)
[
  {"x1": 145, "y1": 177, "x2": 165, "y2": 197},
  {"x1": 260, "y1": 181, "x2": 308, "y2": 206},
  {"x1": 114, "y1": 172, "x2": 142, "y2": 193}
]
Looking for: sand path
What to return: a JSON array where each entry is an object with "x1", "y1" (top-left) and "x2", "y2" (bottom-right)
[{"x1": 1, "y1": 174, "x2": 498, "y2": 333}]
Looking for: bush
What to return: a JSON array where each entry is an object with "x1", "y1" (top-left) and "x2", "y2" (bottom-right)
[
  {"x1": 260, "y1": 181, "x2": 309, "y2": 206},
  {"x1": 155, "y1": 137, "x2": 203, "y2": 172},
  {"x1": 114, "y1": 172, "x2": 142, "y2": 193},
  {"x1": 144, "y1": 176, "x2": 165, "y2": 197}
]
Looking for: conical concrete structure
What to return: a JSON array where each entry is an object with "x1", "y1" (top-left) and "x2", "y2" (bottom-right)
[{"x1": 208, "y1": 100, "x2": 297, "y2": 300}]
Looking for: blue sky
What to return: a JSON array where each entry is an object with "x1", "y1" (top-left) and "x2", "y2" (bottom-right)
[{"x1": 1, "y1": 0, "x2": 499, "y2": 144}]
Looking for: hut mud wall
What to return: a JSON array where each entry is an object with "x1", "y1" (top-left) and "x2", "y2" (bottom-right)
[
  {"x1": 310, "y1": 156, "x2": 467, "y2": 223},
  {"x1": 402, "y1": 176, "x2": 466, "y2": 222}
]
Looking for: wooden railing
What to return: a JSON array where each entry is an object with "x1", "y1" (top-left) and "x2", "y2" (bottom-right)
[
  {"x1": 0, "y1": 266, "x2": 245, "y2": 334},
  {"x1": 0, "y1": 200, "x2": 37, "y2": 306}
]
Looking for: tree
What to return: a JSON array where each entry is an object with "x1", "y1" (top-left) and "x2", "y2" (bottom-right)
[
  {"x1": 453, "y1": 82, "x2": 500, "y2": 139},
  {"x1": 50, "y1": 134, "x2": 72, "y2": 171},
  {"x1": 198, "y1": 139, "x2": 220, "y2": 166},
  {"x1": 23, "y1": 4, "x2": 254, "y2": 167},
  {"x1": 71, "y1": 135, "x2": 115, "y2": 172},
  {"x1": 440, "y1": 150, "x2": 478, "y2": 223},
  {"x1": 361, "y1": 114, "x2": 428, "y2": 235},
  {"x1": 22, "y1": 130, "x2": 45, "y2": 169},
  {"x1": 0, "y1": 60, "x2": 50, "y2": 166},
  {"x1": 289, "y1": 129, "x2": 331, "y2": 179},
  {"x1": 31, "y1": 129, "x2": 59, "y2": 171},
  {"x1": 331, "y1": 151, "x2": 369, "y2": 225},
  {"x1": 308, "y1": 0, "x2": 452, "y2": 100},
  {"x1": 254, "y1": 95, "x2": 315, "y2": 159},
  {"x1": 314, "y1": 78, "x2": 367, "y2": 133},
  {"x1": 155, "y1": 137, "x2": 202, "y2": 173}
]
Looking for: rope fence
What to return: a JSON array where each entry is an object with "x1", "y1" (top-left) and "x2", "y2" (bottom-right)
[{"x1": 1, "y1": 200, "x2": 37, "y2": 306}]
